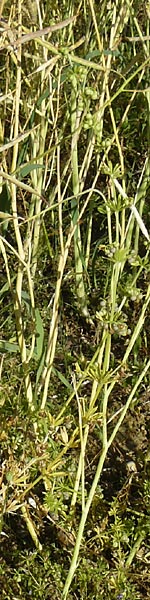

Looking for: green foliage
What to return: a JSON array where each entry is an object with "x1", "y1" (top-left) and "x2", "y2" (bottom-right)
[{"x1": 1, "y1": 0, "x2": 150, "y2": 598}]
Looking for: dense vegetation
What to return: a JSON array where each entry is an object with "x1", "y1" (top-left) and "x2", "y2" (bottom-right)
[{"x1": 1, "y1": 0, "x2": 150, "y2": 598}]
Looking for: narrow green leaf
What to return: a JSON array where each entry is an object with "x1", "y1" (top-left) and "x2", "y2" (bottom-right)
[
  {"x1": 52, "y1": 367, "x2": 73, "y2": 391},
  {"x1": 0, "y1": 275, "x2": 16, "y2": 297},
  {"x1": 19, "y1": 163, "x2": 44, "y2": 178},
  {"x1": 21, "y1": 290, "x2": 32, "y2": 310},
  {"x1": 0, "y1": 340, "x2": 19, "y2": 353},
  {"x1": 35, "y1": 308, "x2": 44, "y2": 361},
  {"x1": 35, "y1": 350, "x2": 46, "y2": 385},
  {"x1": 0, "y1": 183, "x2": 11, "y2": 233},
  {"x1": 85, "y1": 50, "x2": 101, "y2": 60}
]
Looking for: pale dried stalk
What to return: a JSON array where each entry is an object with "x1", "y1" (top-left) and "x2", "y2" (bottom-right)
[
  {"x1": 0, "y1": 237, "x2": 11, "y2": 289},
  {"x1": 0, "y1": 16, "x2": 76, "y2": 47},
  {"x1": 0, "y1": 169, "x2": 46, "y2": 200},
  {"x1": 0, "y1": 125, "x2": 39, "y2": 153},
  {"x1": 9, "y1": 1, "x2": 34, "y2": 411},
  {"x1": 40, "y1": 159, "x2": 107, "y2": 410},
  {"x1": 30, "y1": 73, "x2": 48, "y2": 278},
  {"x1": 56, "y1": 71, "x2": 64, "y2": 254}
]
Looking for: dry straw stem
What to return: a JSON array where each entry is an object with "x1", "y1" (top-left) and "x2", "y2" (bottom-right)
[
  {"x1": 0, "y1": 15, "x2": 76, "y2": 47},
  {"x1": 11, "y1": 16, "x2": 76, "y2": 47},
  {"x1": 27, "y1": 4, "x2": 74, "y2": 284},
  {"x1": 1, "y1": 0, "x2": 148, "y2": 418},
  {"x1": 62, "y1": 1, "x2": 150, "y2": 595},
  {"x1": 40, "y1": 158, "x2": 109, "y2": 410},
  {"x1": 0, "y1": 237, "x2": 12, "y2": 290},
  {"x1": 1, "y1": 4, "x2": 71, "y2": 414},
  {"x1": 2, "y1": 0, "x2": 42, "y2": 413},
  {"x1": 40, "y1": 6, "x2": 149, "y2": 409},
  {"x1": 28, "y1": 1, "x2": 49, "y2": 282},
  {"x1": 70, "y1": 69, "x2": 88, "y2": 317},
  {"x1": 66, "y1": 0, "x2": 127, "y2": 499},
  {"x1": 0, "y1": 170, "x2": 45, "y2": 199},
  {"x1": 9, "y1": 1, "x2": 34, "y2": 412},
  {"x1": 63, "y1": 217, "x2": 150, "y2": 595},
  {"x1": 0, "y1": 0, "x2": 5, "y2": 19},
  {"x1": 126, "y1": 35, "x2": 150, "y2": 41},
  {"x1": 71, "y1": 0, "x2": 134, "y2": 276},
  {"x1": 0, "y1": 125, "x2": 39, "y2": 153}
]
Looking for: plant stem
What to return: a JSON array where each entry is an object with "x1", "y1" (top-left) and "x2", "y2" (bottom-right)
[
  {"x1": 63, "y1": 356, "x2": 150, "y2": 598},
  {"x1": 71, "y1": 71, "x2": 89, "y2": 317}
]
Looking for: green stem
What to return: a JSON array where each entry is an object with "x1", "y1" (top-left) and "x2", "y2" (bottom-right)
[
  {"x1": 126, "y1": 533, "x2": 145, "y2": 567},
  {"x1": 63, "y1": 357, "x2": 150, "y2": 598},
  {"x1": 71, "y1": 71, "x2": 89, "y2": 317}
]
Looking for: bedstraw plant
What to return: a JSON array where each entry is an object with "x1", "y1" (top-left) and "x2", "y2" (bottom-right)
[{"x1": 1, "y1": 0, "x2": 150, "y2": 598}]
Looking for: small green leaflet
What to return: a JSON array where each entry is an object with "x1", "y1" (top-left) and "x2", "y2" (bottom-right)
[{"x1": 35, "y1": 308, "x2": 44, "y2": 362}]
